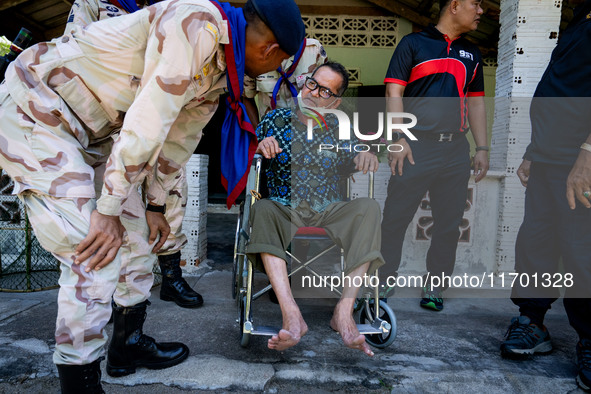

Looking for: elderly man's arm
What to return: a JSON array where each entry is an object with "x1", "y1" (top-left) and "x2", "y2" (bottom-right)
[
  {"x1": 255, "y1": 111, "x2": 282, "y2": 159},
  {"x1": 353, "y1": 152, "x2": 379, "y2": 174},
  {"x1": 256, "y1": 136, "x2": 282, "y2": 159}
]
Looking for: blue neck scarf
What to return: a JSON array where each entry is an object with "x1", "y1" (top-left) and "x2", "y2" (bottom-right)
[
  {"x1": 210, "y1": 1, "x2": 256, "y2": 208},
  {"x1": 110, "y1": 0, "x2": 157, "y2": 13},
  {"x1": 271, "y1": 40, "x2": 306, "y2": 109}
]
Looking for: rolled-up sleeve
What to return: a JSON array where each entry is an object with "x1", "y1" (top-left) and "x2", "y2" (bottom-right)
[{"x1": 97, "y1": 4, "x2": 220, "y2": 215}]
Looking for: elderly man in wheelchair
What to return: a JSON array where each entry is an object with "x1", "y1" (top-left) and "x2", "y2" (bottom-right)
[{"x1": 245, "y1": 62, "x2": 384, "y2": 357}]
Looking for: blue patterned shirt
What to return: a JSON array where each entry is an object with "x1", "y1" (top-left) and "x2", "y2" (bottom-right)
[{"x1": 255, "y1": 108, "x2": 357, "y2": 212}]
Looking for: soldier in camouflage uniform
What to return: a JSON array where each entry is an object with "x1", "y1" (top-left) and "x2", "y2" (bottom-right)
[
  {"x1": 66, "y1": 0, "x2": 205, "y2": 310},
  {"x1": 0, "y1": 0, "x2": 304, "y2": 392}
]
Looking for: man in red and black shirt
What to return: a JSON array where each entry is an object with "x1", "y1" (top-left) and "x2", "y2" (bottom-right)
[{"x1": 380, "y1": 0, "x2": 489, "y2": 311}]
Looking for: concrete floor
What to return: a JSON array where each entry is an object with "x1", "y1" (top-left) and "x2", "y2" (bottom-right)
[{"x1": 0, "y1": 212, "x2": 586, "y2": 393}]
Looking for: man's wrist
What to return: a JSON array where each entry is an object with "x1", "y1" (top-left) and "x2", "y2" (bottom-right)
[
  {"x1": 475, "y1": 145, "x2": 489, "y2": 152},
  {"x1": 391, "y1": 132, "x2": 405, "y2": 142},
  {"x1": 146, "y1": 204, "x2": 166, "y2": 214},
  {"x1": 96, "y1": 194, "x2": 124, "y2": 216}
]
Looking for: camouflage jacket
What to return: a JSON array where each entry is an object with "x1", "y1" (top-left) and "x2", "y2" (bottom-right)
[
  {"x1": 6, "y1": 0, "x2": 228, "y2": 215},
  {"x1": 245, "y1": 38, "x2": 327, "y2": 117}
]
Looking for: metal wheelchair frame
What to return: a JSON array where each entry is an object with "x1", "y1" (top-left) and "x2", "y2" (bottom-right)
[{"x1": 232, "y1": 154, "x2": 396, "y2": 348}]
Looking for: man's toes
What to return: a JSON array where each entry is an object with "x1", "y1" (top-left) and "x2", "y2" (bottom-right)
[
  {"x1": 268, "y1": 335, "x2": 280, "y2": 349},
  {"x1": 347, "y1": 334, "x2": 365, "y2": 348},
  {"x1": 353, "y1": 337, "x2": 374, "y2": 357},
  {"x1": 278, "y1": 329, "x2": 300, "y2": 343},
  {"x1": 342, "y1": 333, "x2": 373, "y2": 356},
  {"x1": 361, "y1": 342, "x2": 374, "y2": 357},
  {"x1": 272, "y1": 329, "x2": 300, "y2": 351}
]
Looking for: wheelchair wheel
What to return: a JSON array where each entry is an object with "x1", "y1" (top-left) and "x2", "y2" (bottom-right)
[
  {"x1": 358, "y1": 300, "x2": 397, "y2": 349},
  {"x1": 231, "y1": 204, "x2": 243, "y2": 300},
  {"x1": 239, "y1": 294, "x2": 251, "y2": 347}
]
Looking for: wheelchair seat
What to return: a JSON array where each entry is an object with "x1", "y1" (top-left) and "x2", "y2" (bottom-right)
[{"x1": 294, "y1": 227, "x2": 329, "y2": 239}]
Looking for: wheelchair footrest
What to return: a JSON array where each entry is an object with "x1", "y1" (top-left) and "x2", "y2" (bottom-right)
[
  {"x1": 250, "y1": 325, "x2": 279, "y2": 336},
  {"x1": 357, "y1": 319, "x2": 391, "y2": 335}
]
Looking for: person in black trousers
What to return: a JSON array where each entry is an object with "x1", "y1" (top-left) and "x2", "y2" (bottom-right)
[{"x1": 500, "y1": 1, "x2": 591, "y2": 391}]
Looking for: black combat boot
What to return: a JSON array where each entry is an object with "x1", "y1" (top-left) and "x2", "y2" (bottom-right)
[
  {"x1": 158, "y1": 252, "x2": 204, "y2": 308},
  {"x1": 106, "y1": 300, "x2": 189, "y2": 377},
  {"x1": 57, "y1": 358, "x2": 105, "y2": 394}
]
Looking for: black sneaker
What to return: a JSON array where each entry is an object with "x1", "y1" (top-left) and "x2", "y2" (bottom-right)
[
  {"x1": 500, "y1": 316, "x2": 552, "y2": 358},
  {"x1": 576, "y1": 339, "x2": 591, "y2": 392},
  {"x1": 420, "y1": 286, "x2": 443, "y2": 311}
]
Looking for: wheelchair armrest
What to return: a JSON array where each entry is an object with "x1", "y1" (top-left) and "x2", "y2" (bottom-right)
[
  {"x1": 346, "y1": 170, "x2": 375, "y2": 199},
  {"x1": 246, "y1": 154, "x2": 264, "y2": 205}
]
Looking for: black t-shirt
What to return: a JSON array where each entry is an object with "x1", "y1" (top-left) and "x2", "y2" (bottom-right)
[
  {"x1": 525, "y1": 1, "x2": 591, "y2": 166},
  {"x1": 384, "y1": 25, "x2": 485, "y2": 134}
]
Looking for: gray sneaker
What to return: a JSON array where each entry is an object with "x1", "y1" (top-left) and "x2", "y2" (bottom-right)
[
  {"x1": 576, "y1": 339, "x2": 591, "y2": 392},
  {"x1": 500, "y1": 316, "x2": 552, "y2": 358}
]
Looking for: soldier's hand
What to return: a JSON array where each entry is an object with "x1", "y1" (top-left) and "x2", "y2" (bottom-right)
[
  {"x1": 75, "y1": 210, "x2": 126, "y2": 272},
  {"x1": 256, "y1": 136, "x2": 282, "y2": 159},
  {"x1": 354, "y1": 152, "x2": 379, "y2": 174},
  {"x1": 566, "y1": 149, "x2": 591, "y2": 210},
  {"x1": 517, "y1": 159, "x2": 531, "y2": 187},
  {"x1": 388, "y1": 138, "x2": 414, "y2": 176},
  {"x1": 146, "y1": 210, "x2": 171, "y2": 253},
  {"x1": 473, "y1": 150, "x2": 489, "y2": 183}
]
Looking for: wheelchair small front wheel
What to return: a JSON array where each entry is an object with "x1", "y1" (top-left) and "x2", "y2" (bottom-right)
[
  {"x1": 358, "y1": 300, "x2": 397, "y2": 349},
  {"x1": 239, "y1": 295, "x2": 251, "y2": 347}
]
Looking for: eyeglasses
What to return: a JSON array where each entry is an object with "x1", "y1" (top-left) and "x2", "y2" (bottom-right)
[{"x1": 304, "y1": 77, "x2": 340, "y2": 99}]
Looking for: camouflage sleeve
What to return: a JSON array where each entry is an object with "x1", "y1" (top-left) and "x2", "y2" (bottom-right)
[
  {"x1": 64, "y1": 0, "x2": 100, "y2": 32},
  {"x1": 97, "y1": 3, "x2": 221, "y2": 216},
  {"x1": 293, "y1": 38, "x2": 327, "y2": 88},
  {"x1": 243, "y1": 75, "x2": 256, "y2": 99},
  {"x1": 308, "y1": 38, "x2": 328, "y2": 68},
  {"x1": 144, "y1": 104, "x2": 206, "y2": 206}
]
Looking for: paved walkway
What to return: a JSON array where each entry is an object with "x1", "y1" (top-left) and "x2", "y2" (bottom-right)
[{"x1": 0, "y1": 213, "x2": 585, "y2": 393}]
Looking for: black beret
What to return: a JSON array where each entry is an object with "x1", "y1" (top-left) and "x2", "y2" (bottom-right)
[{"x1": 251, "y1": 0, "x2": 305, "y2": 56}]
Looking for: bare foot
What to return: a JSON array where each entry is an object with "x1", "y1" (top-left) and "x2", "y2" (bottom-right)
[
  {"x1": 268, "y1": 309, "x2": 308, "y2": 351},
  {"x1": 330, "y1": 306, "x2": 374, "y2": 357}
]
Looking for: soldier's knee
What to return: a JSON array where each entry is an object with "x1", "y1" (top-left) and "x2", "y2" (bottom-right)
[{"x1": 23, "y1": 194, "x2": 89, "y2": 254}]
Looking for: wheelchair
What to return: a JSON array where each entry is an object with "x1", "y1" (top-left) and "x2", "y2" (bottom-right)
[{"x1": 232, "y1": 154, "x2": 396, "y2": 349}]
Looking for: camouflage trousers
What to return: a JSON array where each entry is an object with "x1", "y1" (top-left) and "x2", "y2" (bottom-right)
[
  {"x1": 21, "y1": 191, "x2": 154, "y2": 365},
  {"x1": 0, "y1": 86, "x2": 187, "y2": 365}
]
